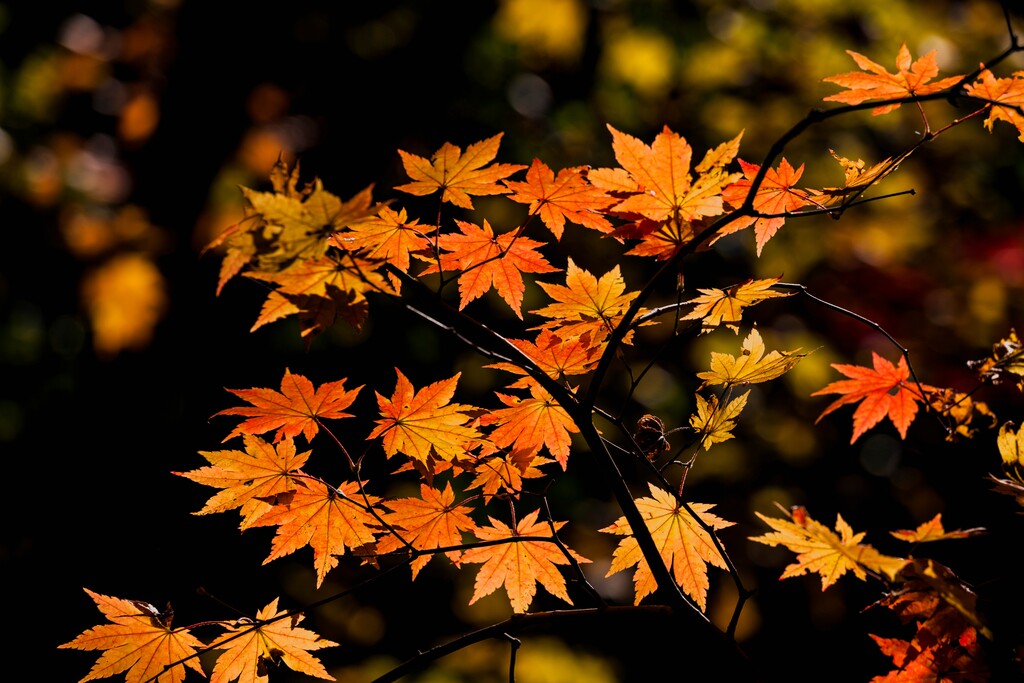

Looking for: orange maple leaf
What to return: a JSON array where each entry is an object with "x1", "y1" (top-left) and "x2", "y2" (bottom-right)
[
  {"x1": 531, "y1": 258, "x2": 640, "y2": 342},
  {"x1": 460, "y1": 509, "x2": 590, "y2": 613},
  {"x1": 822, "y1": 42, "x2": 964, "y2": 115},
  {"x1": 418, "y1": 218, "x2": 559, "y2": 318},
  {"x1": 465, "y1": 452, "x2": 551, "y2": 501},
  {"x1": 749, "y1": 505, "x2": 907, "y2": 590},
  {"x1": 395, "y1": 133, "x2": 526, "y2": 209},
  {"x1": 209, "y1": 597, "x2": 338, "y2": 683},
  {"x1": 718, "y1": 158, "x2": 811, "y2": 256},
  {"x1": 965, "y1": 68, "x2": 1024, "y2": 142},
  {"x1": 681, "y1": 276, "x2": 793, "y2": 334},
  {"x1": 812, "y1": 352, "x2": 928, "y2": 443},
  {"x1": 367, "y1": 368, "x2": 483, "y2": 464},
  {"x1": 215, "y1": 368, "x2": 363, "y2": 444},
  {"x1": 889, "y1": 514, "x2": 986, "y2": 544},
  {"x1": 174, "y1": 434, "x2": 309, "y2": 528},
  {"x1": 481, "y1": 379, "x2": 580, "y2": 469},
  {"x1": 60, "y1": 588, "x2": 205, "y2": 683},
  {"x1": 484, "y1": 328, "x2": 601, "y2": 389},
  {"x1": 374, "y1": 482, "x2": 480, "y2": 578},
  {"x1": 337, "y1": 205, "x2": 433, "y2": 274},
  {"x1": 590, "y1": 124, "x2": 738, "y2": 224},
  {"x1": 249, "y1": 479, "x2": 380, "y2": 587},
  {"x1": 503, "y1": 159, "x2": 615, "y2": 238},
  {"x1": 601, "y1": 484, "x2": 734, "y2": 610}
]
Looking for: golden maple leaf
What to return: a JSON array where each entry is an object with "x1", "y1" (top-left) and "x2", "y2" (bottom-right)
[
  {"x1": 395, "y1": 133, "x2": 526, "y2": 209},
  {"x1": 681, "y1": 277, "x2": 792, "y2": 334},
  {"x1": 60, "y1": 588, "x2": 205, "y2": 683},
  {"x1": 209, "y1": 597, "x2": 338, "y2": 682},
  {"x1": 689, "y1": 390, "x2": 749, "y2": 450},
  {"x1": 531, "y1": 258, "x2": 642, "y2": 343},
  {"x1": 460, "y1": 509, "x2": 590, "y2": 613},
  {"x1": 600, "y1": 484, "x2": 734, "y2": 610},
  {"x1": 749, "y1": 505, "x2": 907, "y2": 590},
  {"x1": 696, "y1": 327, "x2": 806, "y2": 389}
]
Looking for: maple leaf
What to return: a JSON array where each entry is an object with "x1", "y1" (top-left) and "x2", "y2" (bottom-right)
[
  {"x1": 868, "y1": 558, "x2": 991, "y2": 681},
  {"x1": 418, "y1": 218, "x2": 559, "y2": 318},
  {"x1": 240, "y1": 175, "x2": 381, "y2": 274},
  {"x1": 813, "y1": 148, "x2": 911, "y2": 206},
  {"x1": 60, "y1": 588, "x2": 205, "y2": 683},
  {"x1": 481, "y1": 379, "x2": 579, "y2": 469},
  {"x1": 968, "y1": 328, "x2": 1024, "y2": 390},
  {"x1": 889, "y1": 514, "x2": 986, "y2": 544},
  {"x1": 749, "y1": 505, "x2": 907, "y2": 590},
  {"x1": 922, "y1": 386, "x2": 996, "y2": 442},
  {"x1": 681, "y1": 277, "x2": 793, "y2": 334},
  {"x1": 531, "y1": 258, "x2": 641, "y2": 343},
  {"x1": 811, "y1": 353, "x2": 927, "y2": 443},
  {"x1": 245, "y1": 254, "x2": 396, "y2": 337},
  {"x1": 822, "y1": 42, "x2": 963, "y2": 115},
  {"x1": 998, "y1": 420, "x2": 1024, "y2": 476},
  {"x1": 367, "y1": 369, "x2": 483, "y2": 464},
  {"x1": 249, "y1": 479, "x2": 380, "y2": 587},
  {"x1": 601, "y1": 484, "x2": 734, "y2": 610},
  {"x1": 336, "y1": 205, "x2": 432, "y2": 274},
  {"x1": 503, "y1": 160, "x2": 616, "y2": 238},
  {"x1": 215, "y1": 368, "x2": 363, "y2": 444},
  {"x1": 209, "y1": 597, "x2": 338, "y2": 683},
  {"x1": 689, "y1": 390, "x2": 749, "y2": 450},
  {"x1": 460, "y1": 509, "x2": 590, "y2": 613},
  {"x1": 465, "y1": 452, "x2": 551, "y2": 502},
  {"x1": 590, "y1": 125, "x2": 740, "y2": 224},
  {"x1": 484, "y1": 328, "x2": 600, "y2": 388},
  {"x1": 395, "y1": 133, "x2": 526, "y2": 209},
  {"x1": 965, "y1": 68, "x2": 1024, "y2": 141},
  {"x1": 373, "y1": 482, "x2": 479, "y2": 578},
  {"x1": 696, "y1": 327, "x2": 806, "y2": 389},
  {"x1": 717, "y1": 158, "x2": 811, "y2": 256},
  {"x1": 174, "y1": 434, "x2": 309, "y2": 528}
]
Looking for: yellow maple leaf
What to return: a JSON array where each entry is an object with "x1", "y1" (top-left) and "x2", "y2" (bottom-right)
[
  {"x1": 531, "y1": 258, "x2": 641, "y2": 343},
  {"x1": 696, "y1": 327, "x2": 806, "y2": 389},
  {"x1": 600, "y1": 484, "x2": 734, "y2": 610},
  {"x1": 749, "y1": 505, "x2": 907, "y2": 589},
  {"x1": 209, "y1": 597, "x2": 338, "y2": 682},
  {"x1": 689, "y1": 391, "x2": 749, "y2": 450},
  {"x1": 60, "y1": 588, "x2": 205, "y2": 683},
  {"x1": 681, "y1": 277, "x2": 792, "y2": 334}
]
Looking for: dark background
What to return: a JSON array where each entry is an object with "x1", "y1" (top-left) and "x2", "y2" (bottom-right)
[{"x1": 3, "y1": 1, "x2": 1024, "y2": 681}]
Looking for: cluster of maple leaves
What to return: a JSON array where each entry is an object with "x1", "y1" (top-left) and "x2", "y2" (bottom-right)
[{"x1": 62, "y1": 42, "x2": 1024, "y2": 683}]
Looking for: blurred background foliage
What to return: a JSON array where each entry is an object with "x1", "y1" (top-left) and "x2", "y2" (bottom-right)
[{"x1": 3, "y1": 1, "x2": 1024, "y2": 681}]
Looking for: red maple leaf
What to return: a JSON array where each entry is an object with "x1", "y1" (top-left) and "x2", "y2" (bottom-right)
[{"x1": 811, "y1": 353, "x2": 929, "y2": 443}]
